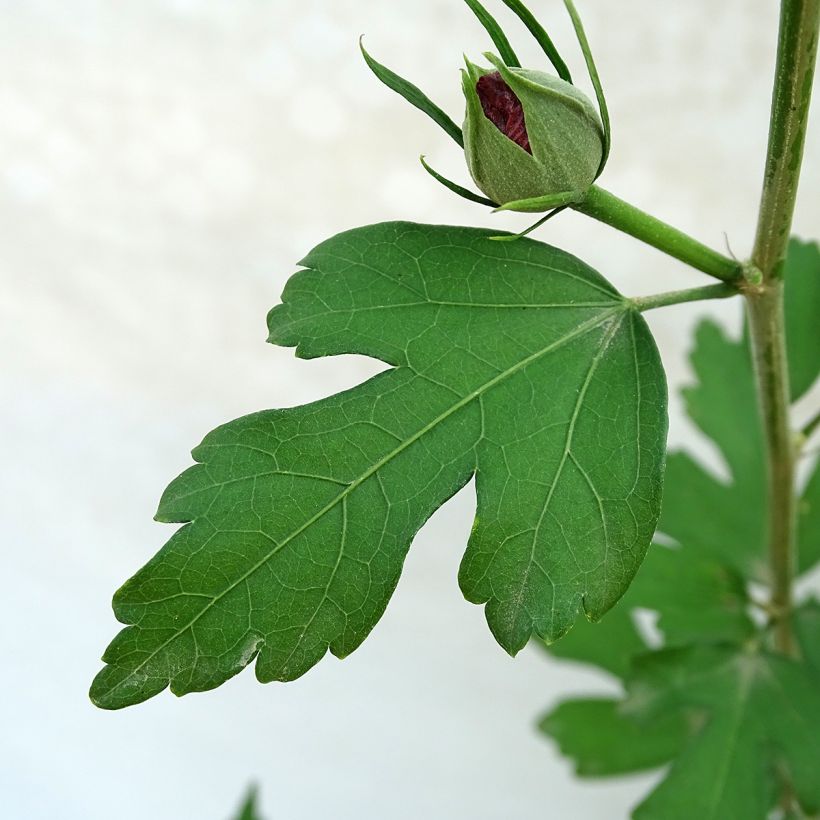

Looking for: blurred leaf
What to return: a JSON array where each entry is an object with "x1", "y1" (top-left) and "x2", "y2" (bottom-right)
[
  {"x1": 666, "y1": 320, "x2": 767, "y2": 580},
  {"x1": 628, "y1": 541, "x2": 751, "y2": 646},
  {"x1": 794, "y1": 600, "x2": 820, "y2": 674},
  {"x1": 91, "y1": 222, "x2": 667, "y2": 709},
  {"x1": 543, "y1": 603, "x2": 645, "y2": 679},
  {"x1": 798, "y1": 460, "x2": 820, "y2": 574},
  {"x1": 784, "y1": 238, "x2": 820, "y2": 401},
  {"x1": 626, "y1": 646, "x2": 820, "y2": 820},
  {"x1": 232, "y1": 786, "x2": 263, "y2": 820},
  {"x1": 539, "y1": 697, "x2": 688, "y2": 777}
]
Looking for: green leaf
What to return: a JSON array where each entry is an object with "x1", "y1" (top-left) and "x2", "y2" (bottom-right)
[
  {"x1": 542, "y1": 602, "x2": 645, "y2": 679},
  {"x1": 661, "y1": 320, "x2": 768, "y2": 581},
  {"x1": 540, "y1": 537, "x2": 751, "y2": 679},
  {"x1": 541, "y1": 321, "x2": 755, "y2": 678},
  {"x1": 629, "y1": 541, "x2": 751, "y2": 646},
  {"x1": 626, "y1": 646, "x2": 820, "y2": 820},
  {"x1": 784, "y1": 238, "x2": 820, "y2": 401},
  {"x1": 798, "y1": 461, "x2": 820, "y2": 574},
  {"x1": 539, "y1": 697, "x2": 689, "y2": 777},
  {"x1": 794, "y1": 600, "x2": 820, "y2": 675},
  {"x1": 90, "y1": 222, "x2": 667, "y2": 709},
  {"x1": 662, "y1": 287, "x2": 820, "y2": 579},
  {"x1": 232, "y1": 787, "x2": 263, "y2": 820}
]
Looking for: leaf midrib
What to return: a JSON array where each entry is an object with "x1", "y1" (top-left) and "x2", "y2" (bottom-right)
[{"x1": 102, "y1": 303, "x2": 624, "y2": 702}]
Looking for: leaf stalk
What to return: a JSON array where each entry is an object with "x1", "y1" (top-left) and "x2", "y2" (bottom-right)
[{"x1": 630, "y1": 283, "x2": 738, "y2": 312}]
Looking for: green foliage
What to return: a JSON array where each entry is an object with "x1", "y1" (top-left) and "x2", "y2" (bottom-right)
[
  {"x1": 784, "y1": 238, "x2": 820, "y2": 401},
  {"x1": 231, "y1": 787, "x2": 263, "y2": 820},
  {"x1": 627, "y1": 646, "x2": 820, "y2": 819},
  {"x1": 540, "y1": 697, "x2": 688, "y2": 777},
  {"x1": 539, "y1": 238, "x2": 820, "y2": 818},
  {"x1": 91, "y1": 222, "x2": 667, "y2": 710}
]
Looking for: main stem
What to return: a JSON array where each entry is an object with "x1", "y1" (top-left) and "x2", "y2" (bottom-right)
[{"x1": 747, "y1": 0, "x2": 819, "y2": 656}]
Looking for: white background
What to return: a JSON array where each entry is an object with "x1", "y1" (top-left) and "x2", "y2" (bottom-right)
[{"x1": 2, "y1": 1, "x2": 818, "y2": 818}]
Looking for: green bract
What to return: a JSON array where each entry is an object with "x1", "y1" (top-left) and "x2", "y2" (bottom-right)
[{"x1": 462, "y1": 54, "x2": 605, "y2": 211}]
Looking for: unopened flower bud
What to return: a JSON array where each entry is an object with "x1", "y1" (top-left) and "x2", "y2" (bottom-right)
[{"x1": 462, "y1": 55, "x2": 604, "y2": 211}]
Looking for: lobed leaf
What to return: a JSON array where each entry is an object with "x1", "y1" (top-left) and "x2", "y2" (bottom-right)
[
  {"x1": 626, "y1": 646, "x2": 820, "y2": 819},
  {"x1": 540, "y1": 697, "x2": 688, "y2": 777},
  {"x1": 91, "y1": 222, "x2": 667, "y2": 709}
]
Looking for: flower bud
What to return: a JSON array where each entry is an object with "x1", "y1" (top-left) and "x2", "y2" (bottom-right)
[{"x1": 462, "y1": 55, "x2": 605, "y2": 211}]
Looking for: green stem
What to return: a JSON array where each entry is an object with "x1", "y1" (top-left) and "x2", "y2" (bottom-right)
[
  {"x1": 747, "y1": 0, "x2": 820, "y2": 657},
  {"x1": 631, "y1": 283, "x2": 738, "y2": 312},
  {"x1": 747, "y1": 286, "x2": 797, "y2": 655},
  {"x1": 574, "y1": 186, "x2": 744, "y2": 283},
  {"x1": 751, "y1": 0, "x2": 820, "y2": 280}
]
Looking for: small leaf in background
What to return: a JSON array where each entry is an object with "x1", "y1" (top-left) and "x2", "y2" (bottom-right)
[
  {"x1": 91, "y1": 222, "x2": 667, "y2": 709},
  {"x1": 540, "y1": 697, "x2": 688, "y2": 778},
  {"x1": 798, "y1": 458, "x2": 820, "y2": 574},
  {"x1": 784, "y1": 238, "x2": 820, "y2": 401},
  {"x1": 542, "y1": 602, "x2": 646, "y2": 680},
  {"x1": 232, "y1": 786, "x2": 264, "y2": 820},
  {"x1": 794, "y1": 601, "x2": 820, "y2": 675},
  {"x1": 667, "y1": 320, "x2": 767, "y2": 581},
  {"x1": 626, "y1": 646, "x2": 820, "y2": 820}
]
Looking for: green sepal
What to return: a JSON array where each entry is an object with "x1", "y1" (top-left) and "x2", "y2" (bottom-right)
[
  {"x1": 462, "y1": 54, "x2": 604, "y2": 210},
  {"x1": 360, "y1": 37, "x2": 464, "y2": 148},
  {"x1": 484, "y1": 54, "x2": 604, "y2": 189},
  {"x1": 419, "y1": 154, "x2": 497, "y2": 207},
  {"x1": 493, "y1": 190, "x2": 585, "y2": 213},
  {"x1": 489, "y1": 207, "x2": 568, "y2": 242},
  {"x1": 499, "y1": 0, "x2": 573, "y2": 82},
  {"x1": 563, "y1": 0, "x2": 611, "y2": 175},
  {"x1": 463, "y1": 0, "x2": 521, "y2": 67}
]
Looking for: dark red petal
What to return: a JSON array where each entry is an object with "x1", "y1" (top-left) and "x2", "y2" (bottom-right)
[{"x1": 476, "y1": 71, "x2": 532, "y2": 154}]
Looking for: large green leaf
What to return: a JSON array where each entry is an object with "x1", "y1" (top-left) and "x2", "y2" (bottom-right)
[
  {"x1": 540, "y1": 320, "x2": 756, "y2": 681},
  {"x1": 626, "y1": 646, "x2": 820, "y2": 820},
  {"x1": 91, "y1": 222, "x2": 667, "y2": 709},
  {"x1": 540, "y1": 697, "x2": 689, "y2": 778},
  {"x1": 784, "y1": 238, "x2": 820, "y2": 401}
]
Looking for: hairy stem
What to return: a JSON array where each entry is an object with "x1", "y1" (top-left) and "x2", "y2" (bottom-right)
[
  {"x1": 574, "y1": 185, "x2": 744, "y2": 283},
  {"x1": 747, "y1": 287, "x2": 797, "y2": 654},
  {"x1": 747, "y1": 0, "x2": 820, "y2": 656},
  {"x1": 631, "y1": 283, "x2": 738, "y2": 312}
]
